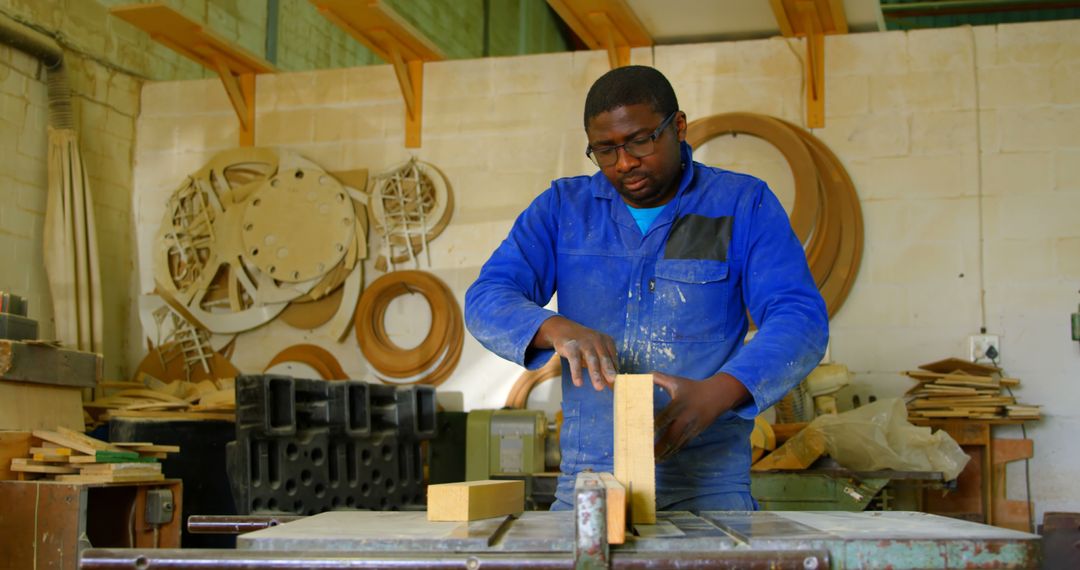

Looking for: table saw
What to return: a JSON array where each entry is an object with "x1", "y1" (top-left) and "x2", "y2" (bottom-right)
[{"x1": 79, "y1": 473, "x2": 1040, "y2": 569}]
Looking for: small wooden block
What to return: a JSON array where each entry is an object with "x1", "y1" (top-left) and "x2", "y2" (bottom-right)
[
  {"x1": 614, "y1": 374, "x2": 656, "y2": 524},
  {"x1": 598, "y1": 473, "x2": 627, "y2": 545},
  {"x1": 427, "y1": 480, "x2": 524, "y2": 522}
]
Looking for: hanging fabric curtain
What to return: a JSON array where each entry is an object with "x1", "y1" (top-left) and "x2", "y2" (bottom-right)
[{"x1": 43, "y1": 65, "x2": 102, "y2": 352}]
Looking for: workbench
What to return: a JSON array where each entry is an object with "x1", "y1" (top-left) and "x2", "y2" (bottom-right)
[{"x1": 79, "y1": 474, "x2": 1041, "y2": 569}]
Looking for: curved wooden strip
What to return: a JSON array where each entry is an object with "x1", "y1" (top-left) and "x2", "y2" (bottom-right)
[
  {"x1": 355, "y1": 270, "x2": 462, "y2": 386},
  {"x1": 264, "y1": 344, "x2": 349, "y2": 380}
]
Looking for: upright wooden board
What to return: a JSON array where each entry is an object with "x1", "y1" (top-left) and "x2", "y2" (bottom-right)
[
  {"x1": 426, "y1": 480, "x2": 523, "y2": 522},
  {"x1": 614, "y1": 374, "x2": 656, "y2": 524},
  {"x1": 0, "y1": 381, "x2": 83, "y2": 432},
  {"x1": 0, "y1": 432, "x2": 32, "y2": 480}
]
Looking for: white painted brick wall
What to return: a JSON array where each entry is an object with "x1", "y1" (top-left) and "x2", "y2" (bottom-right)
[
  {"x1": 131, "y1": 21, "x2": 1080, "y2": 522},
  {"x1": 0, "y1": 47, "x2": 52, "y2": 338}
]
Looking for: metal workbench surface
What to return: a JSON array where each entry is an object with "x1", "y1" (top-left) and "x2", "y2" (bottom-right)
[{"x1": 231, "y1": 509, "x2": 1039, "y2": 569}]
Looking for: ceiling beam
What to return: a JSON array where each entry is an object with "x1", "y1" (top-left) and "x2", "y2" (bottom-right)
[
  {"x1": 546, "y1": 0, "x2": 652, "y2": 68},
  {"x1": 882, "y1": 0, "x2": 1080, "y2": 18},
  {"x1": 110, "y1": 2, "x2": 276, "y2": 147},
  {"x1": 310, "y1": 0, "x2": 445, "y2": 148}
]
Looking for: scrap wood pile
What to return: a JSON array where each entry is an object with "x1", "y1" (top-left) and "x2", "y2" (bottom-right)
[
  {"x1": 8, "y1": 427, "x2": 177, "y2": 483},
  {"x1": 85, "y1": 375, "x2": 235, "y2": 428},
  {"x1": 903, "y1": 358, "x2": 1041, "y2": 421}
]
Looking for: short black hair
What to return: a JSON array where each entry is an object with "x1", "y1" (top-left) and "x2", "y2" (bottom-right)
[{"x1": 583, "y1": 65, "x2": 679, "y2": 129}]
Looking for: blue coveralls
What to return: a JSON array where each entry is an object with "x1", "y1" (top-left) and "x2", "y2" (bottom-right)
[{"x1": 465, "y1": 142, "x2": 829, "y2": 511}]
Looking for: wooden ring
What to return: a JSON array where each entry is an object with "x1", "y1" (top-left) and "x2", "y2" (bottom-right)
[
  {"x1": 686, "y1": 113, "x2": 863, "y2": 318},
  {"x1": 505, "y1": 354, "x2": 562, "y2": 409},
  {"x1": 354, "y1": 270, "x2": 463, "y2": 386}
]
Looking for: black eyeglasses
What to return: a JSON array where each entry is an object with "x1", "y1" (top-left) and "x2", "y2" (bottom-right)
[{"x1": 586, "y1": 111, "x2": 677, "y2": 168}]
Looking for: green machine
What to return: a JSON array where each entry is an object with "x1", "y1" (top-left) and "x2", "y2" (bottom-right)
[{"x1": 465, "y1": 409, "x2": 549, "y2": 480}]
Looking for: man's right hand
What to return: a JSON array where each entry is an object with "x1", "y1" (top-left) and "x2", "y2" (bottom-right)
[{"x1": 531, "y1": 316, "x2": 618, "y2": 391}]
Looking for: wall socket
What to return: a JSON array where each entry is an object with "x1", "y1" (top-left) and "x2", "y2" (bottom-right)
[{"x1": 968, "y1": 334, "x2": 1001, "y2": 362}]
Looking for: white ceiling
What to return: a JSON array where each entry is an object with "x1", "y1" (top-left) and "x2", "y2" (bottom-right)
[{"x1": 625, "y1": 0, "x2": 885, "y2": 44}]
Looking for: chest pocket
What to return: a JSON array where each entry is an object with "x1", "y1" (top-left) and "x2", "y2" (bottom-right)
[{"x1": 649, "y1": 259, "x2": 730, "y2": 343}]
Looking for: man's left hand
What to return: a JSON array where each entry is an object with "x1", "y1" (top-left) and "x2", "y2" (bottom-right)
[{"x1": 652, "y1": 372, "x2": 751, "y2": 463}]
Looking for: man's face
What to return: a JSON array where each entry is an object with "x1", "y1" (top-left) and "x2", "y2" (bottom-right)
[{"x1": 585, "y1": 103, "x2": 687, "y2": 208}]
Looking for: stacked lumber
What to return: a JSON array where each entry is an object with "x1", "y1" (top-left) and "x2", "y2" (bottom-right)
[
  {"x1": 7, "y1": 426, "x2": 177, "y2": 483},
  {"x1": 86, "y1": 375, "x2": 235, "y2": 427},
  {"x1": 904, "y1": 358, "x2": 1041, "y2": 421}
]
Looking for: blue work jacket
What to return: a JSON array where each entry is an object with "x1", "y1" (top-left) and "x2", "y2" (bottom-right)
[{"x1": 465, "y1": 142, "x2": 829, "y2": 509}]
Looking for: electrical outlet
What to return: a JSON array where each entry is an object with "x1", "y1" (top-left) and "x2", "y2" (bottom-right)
[{"x1": 969, "y1": 334, "x2": 1001, "y2": 362}]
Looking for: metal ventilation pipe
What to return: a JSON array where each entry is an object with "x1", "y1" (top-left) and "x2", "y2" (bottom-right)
[{"x1": 0, "y1": 11, "x2": 73, "y2": 129}]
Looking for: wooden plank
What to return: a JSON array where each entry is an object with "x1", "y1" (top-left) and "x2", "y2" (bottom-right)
[
  {"x1": 426, "y1": 480, "x2": 524, "y2": 522},
  {"x1": 31, "y1": 429, "x2": 123, "y2": 456},
  {"x1": 67, "y1": 451, "x2": 150, "y2": 464},
  {"x1": 0, "y1": 381, "x2": 84, "y2": 432},
  {"x1": 0, "y1": 432, "x2": 32, "y2": 480},
  {"x1": 0, "y1": 340, "x2": 101, "y2": 388},
  {"x1": 919, "y1": 358, "x2": 1000, "y2": 376},
  {"x1": 55, "y1": 473, "x2": 166, "y2": 484},
  {"x1": 10, "y1": 459, "x2": 78, "y2": 474},
  {"x1": 30, "y1": 446, "x2": 72, "y2": 456},
  {"x1": 32, "y1": 452, "x2": 71, "y2": 463},
  {"x1": 106, "y1": 409, "x2": 235, "y2": 421},
  {"x1": 79, "y1": 462, "x2": 161, "y2": 474},
  {"x1": 614, "y1": 374, "x2": 655, "y2": 524},
  {"x1": 130, "y1": 445, "x2": 180, "y2": 454}
]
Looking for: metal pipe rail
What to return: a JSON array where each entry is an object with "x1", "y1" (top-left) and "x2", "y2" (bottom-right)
[{"x1": 78, "y1": 548, "x2": 830, "y2": 570}]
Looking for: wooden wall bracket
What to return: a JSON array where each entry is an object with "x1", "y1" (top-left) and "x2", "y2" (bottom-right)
[
  {"x1": 311, "y1": 0, "x2": 445, "y2": 148},
  {"x1": 110, "y1": 3, "x2": 276, "y2": 146},
  {"x1": 546, "y1": 0, "x2": 652, "y2": 69},
  {"x1": 769, "y1": 0, "x2": 848, "y2": 128}
]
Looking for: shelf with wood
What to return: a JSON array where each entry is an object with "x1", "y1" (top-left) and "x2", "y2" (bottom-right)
[
  {"x1": 310, "y1": 0, "x2": 445, "y2": 148},
  {"x1": 110, "y1": 2, "x2": 277, "y2": 146}
]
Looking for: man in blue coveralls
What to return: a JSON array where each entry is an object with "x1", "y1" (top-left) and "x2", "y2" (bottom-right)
[{"x1": 464, "y1": 66, "x2": 829, "y2": 512}]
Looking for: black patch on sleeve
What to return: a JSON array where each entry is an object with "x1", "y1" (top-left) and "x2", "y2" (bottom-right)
[{"x1": 664, "y1": 214, "x2": 733, "y2": 261}]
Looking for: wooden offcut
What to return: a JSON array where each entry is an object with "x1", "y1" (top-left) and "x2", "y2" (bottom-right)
[
  {"x1": 614, "y1": 374, "x2": 656, "y2": 524},
  {"x1": 426, "y1": 480, "x2": 524, "y2": 522},
  {"x1": 751, "y1": 428, "x2": 825, "y2": 471},
  {"x1": 595, "y1": 472, "x2": 627, "y2": 545},
  {"x1": 0, "y1": 382, "x2": 84, "y2": 432}
]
